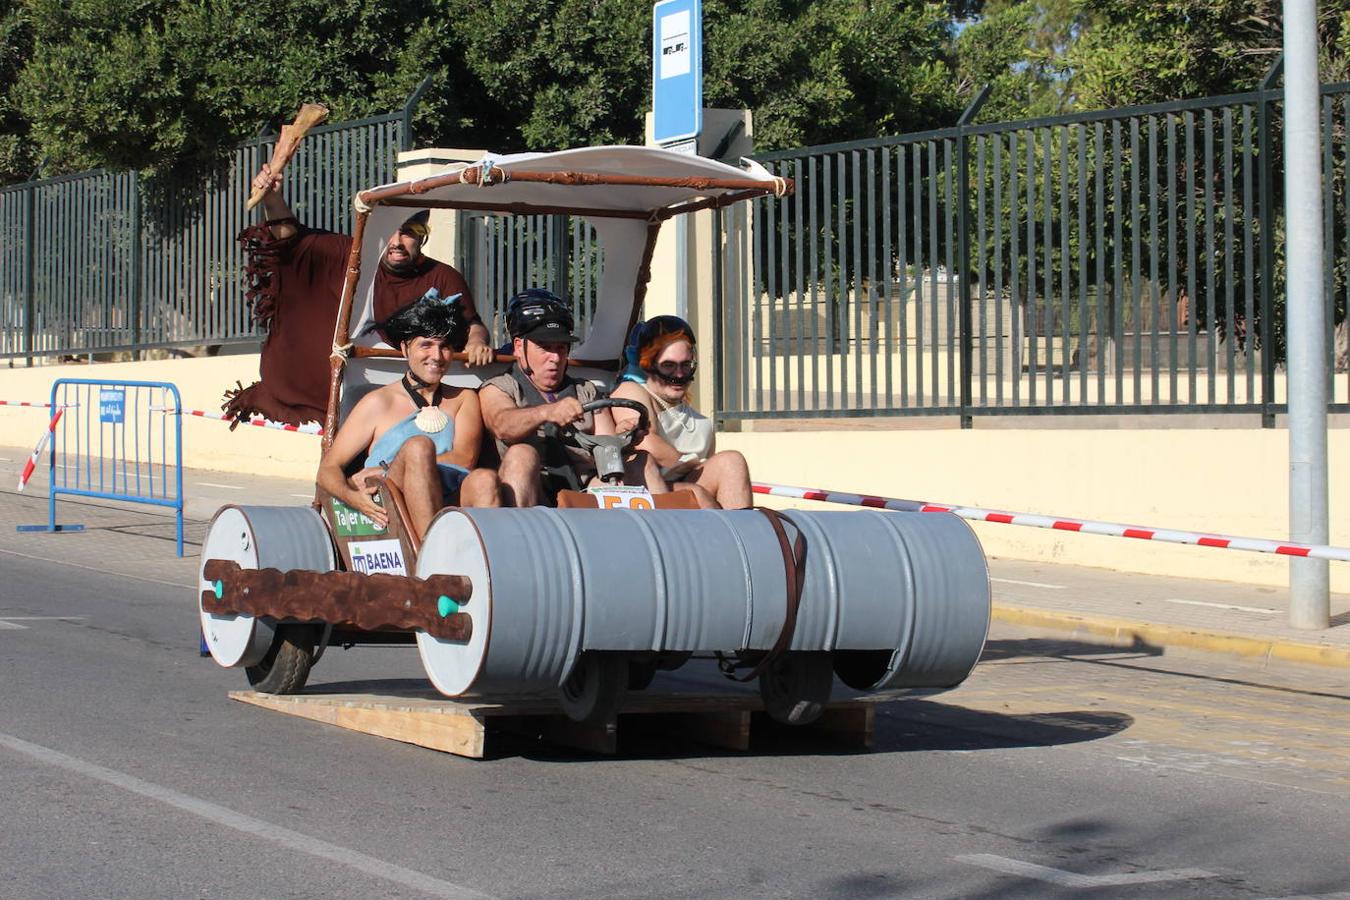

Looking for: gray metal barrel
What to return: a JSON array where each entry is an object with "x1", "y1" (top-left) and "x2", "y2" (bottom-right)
[
  {"x1": 199, "y1": 505, "x2": 336, "y2": 668},
  {"x1": 415, "y1": 507, "x2": 989, "y2": 698}
]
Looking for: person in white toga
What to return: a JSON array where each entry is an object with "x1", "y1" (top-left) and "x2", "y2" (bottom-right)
[{"x1": 610, "y1": 316, "x2": 752, "y2": 509}]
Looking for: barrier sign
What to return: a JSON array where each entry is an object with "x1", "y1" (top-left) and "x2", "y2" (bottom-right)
[
  {"x1": 99, "y1": 388, "x2": 125, "y2": 424},
  {"x1": 652, "y1": 0, "x2": 702, "y2": 145}
]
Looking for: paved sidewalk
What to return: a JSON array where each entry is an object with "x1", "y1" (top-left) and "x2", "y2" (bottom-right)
[{"x1": 2, "y1": 445, "x2": 1346, "y2": 669}]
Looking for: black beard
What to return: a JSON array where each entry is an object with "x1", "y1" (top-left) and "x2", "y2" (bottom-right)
[{"x1": 380, "y1": 254, "x2": 421, "y2": 277}]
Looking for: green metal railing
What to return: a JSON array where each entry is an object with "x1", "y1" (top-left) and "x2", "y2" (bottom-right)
[
  {"x1": 0, "y1": 112, "x2": 406, "y2": 362},
  {"x1": 722, "y1": 69, "x2": 1350, "y2": 425}
]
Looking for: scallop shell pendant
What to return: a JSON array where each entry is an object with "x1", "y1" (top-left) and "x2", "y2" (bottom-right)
[{"x1": 414, "y1": 405, "x2": 448, "y2": 433}]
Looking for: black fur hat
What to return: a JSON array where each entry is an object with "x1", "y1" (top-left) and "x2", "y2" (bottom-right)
[{"x1": 362, "y1": 289, "x2": 467, "y2": 349}]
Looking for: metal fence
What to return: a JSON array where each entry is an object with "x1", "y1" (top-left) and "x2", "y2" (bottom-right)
[
  {"x1": 721, "y1": 72, "x2": 1350, "y2": 424},
  {"x1": 0, "y1": 113, "x2": 406, "y2": 362},
  {"x1": 459, "y1": 212, "x2": 605, "y2": 346}
]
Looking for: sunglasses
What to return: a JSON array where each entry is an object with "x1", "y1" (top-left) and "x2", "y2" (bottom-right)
[{"x1": 651, "y1": 359, "x2": 697, "y2": 385}]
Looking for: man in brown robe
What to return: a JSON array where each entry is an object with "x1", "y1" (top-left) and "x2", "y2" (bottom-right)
[{"x1": 224, "y1": 163, "x2": 493, "y2": 427}]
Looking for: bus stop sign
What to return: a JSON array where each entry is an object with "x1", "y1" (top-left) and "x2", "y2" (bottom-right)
[{"x1": 652, "y1": 0, "x2": 702, "y2": 146}]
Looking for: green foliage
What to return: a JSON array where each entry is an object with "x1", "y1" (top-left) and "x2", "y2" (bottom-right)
[
  {"x1": 11, "y1": 0, "x2": 448, "y2": 183},
  {"x1": 0, "y1": 0, "x2": 36, "y2": 183}
]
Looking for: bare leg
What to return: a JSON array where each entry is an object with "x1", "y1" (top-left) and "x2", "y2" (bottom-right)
[
  {"x1": 624, "y1": 450, "x2": 669, "y2": 493},
  {"x1": 498, "y1": 444, "x2": 543, "y2": 507},
  {"x1": 690, "y1": 450, "x2": 752, "y2": 510},
  {"x1": 459, "y1": 468, "x2": 502, "y2": 508},
  {"x1": 672, "y1": 481, "x2": 719, "y2": 509},
  {"x1": 385, "y1": 435, "x2": 440, "y2": 537}
]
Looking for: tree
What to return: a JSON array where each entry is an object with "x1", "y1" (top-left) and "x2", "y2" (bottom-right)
[
  {"x1": 11, "y1": 0, "x2": 450, "y2": 183},
  {"x1": 0, "y1": 0, "x2": 35, "y2": 184}
]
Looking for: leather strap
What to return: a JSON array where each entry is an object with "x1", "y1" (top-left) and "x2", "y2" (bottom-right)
[{"x1": 724, "y1": 508, "x2": 806, "y2": 682}]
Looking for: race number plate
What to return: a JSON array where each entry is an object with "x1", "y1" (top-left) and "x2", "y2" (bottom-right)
[{"x1": 588, "y1": 485, "x2": 655, "y2": 510}]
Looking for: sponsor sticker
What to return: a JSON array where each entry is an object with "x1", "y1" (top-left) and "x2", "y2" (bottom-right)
[
  {"x1": 588, "y1": 485, "x2": 655, "y2": 510},
  {"x1": 331, "y1": 498, "x2": 386, "y2": 536},
  {"x1": 349, "y1": 538, "x2": 406, "y2": 576}
]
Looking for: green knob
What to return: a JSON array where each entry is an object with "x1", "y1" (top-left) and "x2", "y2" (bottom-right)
[
  {"x1": 437, "y1": 595, "x2": 460, "y2": 617},
  {"x1": 213, "y1": 580, "x2": 223, "y2": 599}
]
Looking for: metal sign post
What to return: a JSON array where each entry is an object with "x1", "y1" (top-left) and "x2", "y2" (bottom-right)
[{"x1": 652, "y1": 0, "x2": 703, "y2": 320}]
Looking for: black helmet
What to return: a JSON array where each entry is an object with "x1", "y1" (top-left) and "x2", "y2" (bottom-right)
[{"x1": 506, "y1": 288, "x2": 578, "y2": 343}]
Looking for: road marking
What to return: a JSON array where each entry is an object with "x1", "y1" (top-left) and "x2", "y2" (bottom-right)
[
  {"x1": 1, "y1": 616, "x2": 88, "y2": 620},
  {"x1": 1162, "y1": 598, "x2": 1278, "y2": 615},
  {"x1": 290, "y1": 493, "x2": 314, "y2": 499},
  {"x1": 0, "y1": 731, "x2": 495, "y2": 899},
  {"x1": 991, "y1": 577, "x2": 1065, "y2": 590},
  {"x1": 956, "y1": 854, "x2": 1216, "y2": 888},
  {"x1": 195, "y1": 481, "x2": 242, "y2": 490},
  {"x1": 0, "y1": 547, "x2": 193, "y2": 590},
  {"x1": 0, "y1": 616, "x2": 88, "y2": 630}
]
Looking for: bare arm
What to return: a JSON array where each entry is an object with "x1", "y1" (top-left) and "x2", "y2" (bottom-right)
[
  {"x1": 251, "y1": 164, "x2": 299, "y2": 240},
  {"x1": 441, "y1": 389, "x2": 482, "y2": 469},
  {"x1": 315, "y1": 399, "x2": 387, "y2": 527},
  {"x1": 479, "y1": 384, "x2": 585, "y2": 444},
  {"x1": 611, "y1": 383, "x2": 682, "y2": 467}
]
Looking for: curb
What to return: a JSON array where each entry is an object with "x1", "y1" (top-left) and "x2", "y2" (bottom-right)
[{"x1": 992, "y1": 604, "x2": 1350, "y2": 670}]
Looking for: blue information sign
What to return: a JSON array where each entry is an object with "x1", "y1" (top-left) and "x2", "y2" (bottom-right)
[
  {"x1": 652, "y1": 0, "x2": 702, "y2": 145},
  {"x1": 99, "y1": 388, "x2": 125, "y2": 424}
]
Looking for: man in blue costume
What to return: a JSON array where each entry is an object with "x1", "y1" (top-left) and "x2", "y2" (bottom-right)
[{"x1": 317, "y1": 293, "x2": 501, "y2": 538}]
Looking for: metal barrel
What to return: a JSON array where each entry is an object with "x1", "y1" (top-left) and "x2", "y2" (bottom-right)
[
  {"x1": 198, "y1": 505, "x2": 335, "y2": 668},
  {"x1": 416, "y1": 507, "x2": 988, "y2": 698}
]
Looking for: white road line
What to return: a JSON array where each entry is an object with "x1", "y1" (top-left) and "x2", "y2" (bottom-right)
[
  {"x1": 0, "y1": 616, "x2": 87, "y2": 620},
  {"x1": 0, "y1": 621, "x2": 25, "y2": 630},
  {"x1": 991, "y1": 577, "x2": 1065, "y2": 590},
  {"x1": 0, "y1": 457, "x2": 11, "y2": 462},
  {"x1": 195, "y1": 482, "x2": 242, "y2": 490},
  {"x1": 0, "y1": 731, "x2": 495, "y2": 900},
  {"x1": 0, "y1": 547, "x2": 194, "y2": 590},
  {"x1": 956, "y1": 854, "x2": 1216, "y2": 888},
  {"x1": 290, "y1": 493, "x2": 314, "y2": 499},
  {"x1": 1162, "y1": 598, "x2": 1278, "y2": 615}
]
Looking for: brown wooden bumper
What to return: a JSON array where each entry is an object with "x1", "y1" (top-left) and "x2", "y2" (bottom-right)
[{"x1": 201, "y1": 560, "x2": 472, "y2": 642}]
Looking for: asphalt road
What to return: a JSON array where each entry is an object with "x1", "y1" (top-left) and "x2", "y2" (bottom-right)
[{"x1": 0, "y1": 496, "x2": 1348, "y2": 898}]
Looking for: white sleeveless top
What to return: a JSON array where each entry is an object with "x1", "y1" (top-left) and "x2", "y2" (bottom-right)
[{"x1": 642, "y1": 382, "x2": 716, "y2": 480}]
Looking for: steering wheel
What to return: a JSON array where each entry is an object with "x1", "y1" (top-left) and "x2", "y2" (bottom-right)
[{"x1": 542, "y1": 398, "x2": 650, "y2": 485}]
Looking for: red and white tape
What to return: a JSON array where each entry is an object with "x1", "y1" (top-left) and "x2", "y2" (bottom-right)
[
  {"x1": 751, "y1": 482, "x2": 1350, "y2": 563},
  {"x1": 0, "y1": 401, "x2": 78, "y2": 408},
  {"x1": 150, "y1": 406, "x2": 323, "y2": 435},
  {"x1": 17, "y1": 409, "x2": 63, "y2": 491}
]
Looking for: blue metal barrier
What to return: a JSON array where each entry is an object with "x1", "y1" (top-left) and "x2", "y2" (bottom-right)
[{"x1": 18, "y1": 378, "x2": 185, "y2": 556}]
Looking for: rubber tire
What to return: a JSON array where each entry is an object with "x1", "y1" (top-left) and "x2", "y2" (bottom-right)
[
  {"x1": 759, "y1": 651, "x2": 834, "y2": 726},
  {"x1": 627, "y1": 657, "x2": 659, "y2": 691},
  {"x1": 559, "y1": 652, "x2": 626, "y2": 724},
  {"x1": 245, "y1": 624, "x2": 318, "y2": 694}
]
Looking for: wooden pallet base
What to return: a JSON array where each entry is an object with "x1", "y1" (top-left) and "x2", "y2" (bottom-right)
[{"x1": 229, "y1": 682, "x2": 874, "y2": 759}]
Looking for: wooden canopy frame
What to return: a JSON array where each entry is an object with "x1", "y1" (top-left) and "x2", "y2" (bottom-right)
[{"x1": 322, "y1": 155, "x2": 794, "y2": 448}]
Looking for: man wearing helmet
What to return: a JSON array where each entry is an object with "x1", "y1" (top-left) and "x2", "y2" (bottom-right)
[
  {"x1": 226, "y1": 164, "x2": 495, "y2": 428},
  {"x1": 317, "y1": 292, "x2": 501, "y2": 539},
  {"x1": 479, "y1": 289, "x2": 665, "y2": 506}
]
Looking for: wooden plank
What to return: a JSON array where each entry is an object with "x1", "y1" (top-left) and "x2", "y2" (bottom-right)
[
  {"x1": 230, "y1": 686, "x2": 875, "y2": 758},
  {"x1": 230, "y1": 690, "x2": 489, "y2": 759}
]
